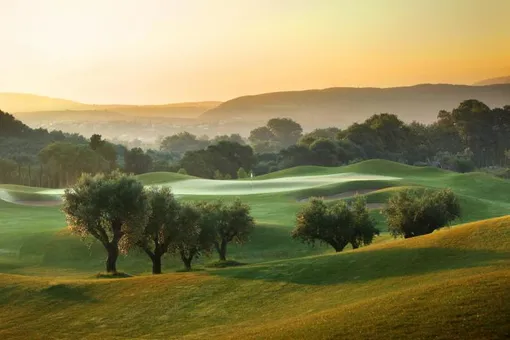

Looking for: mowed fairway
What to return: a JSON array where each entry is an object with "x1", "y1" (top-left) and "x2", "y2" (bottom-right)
[{"x1": 0, "y1": 160, "x2": 509, "y2": 339}]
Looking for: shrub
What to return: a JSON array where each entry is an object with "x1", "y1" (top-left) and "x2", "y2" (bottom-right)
[
  {"x1": 237, "y1": 167, "x2": 249, "y2": 179},
  {"x1": 383, "y1": 188, "x2": 461, "y2": 238},
  {"x1": 292, "y1": 196, "x2": 379, "y2": 252}
]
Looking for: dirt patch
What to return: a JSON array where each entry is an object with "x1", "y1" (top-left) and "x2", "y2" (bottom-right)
[
  {"x1": 13, "y1": 200, "x2": 62, "y2": 207},
  {"x1": 297, "y1": 189, "x2": 379, "y2": 203}
]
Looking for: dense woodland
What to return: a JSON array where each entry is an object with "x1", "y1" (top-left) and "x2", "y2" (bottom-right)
[{"x1": 1, "y1": 99, "x2": 510, "y2": 187}]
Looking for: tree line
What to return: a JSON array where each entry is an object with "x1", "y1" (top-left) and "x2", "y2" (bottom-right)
[
  {"x1": 63, "y1": 172, "x2": 254, "y2": 273},
  {"x1": 293, "y1": 188, "x2": 460, "y2": 252},
  {"x1": 164, "y1": 100, "x2": 510, "y2": 178},
  {"x1": 158, "y1": 99, "x2": 510, "y2": 178},
  {"x1": 63, "y1": 171, "x2": 460, "y2": 274},
  {"x1": 2, "y1": 99, "x2": 510, "y2": 186}
]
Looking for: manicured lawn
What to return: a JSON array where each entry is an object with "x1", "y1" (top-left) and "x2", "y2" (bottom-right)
[
  {"x1": 0, "y1": 160, "x2": 509, "y2": 339},
  {"x1": 0, "y1": 216, "x2": 509, "y2": 339}
]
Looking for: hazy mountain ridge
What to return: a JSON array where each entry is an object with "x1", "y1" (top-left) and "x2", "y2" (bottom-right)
[
  {"x1": 3, "y1": 84, "x2": 510, "y2": 142},
  {"x1": 473, "y1": 76, "x2": 510, "y2": 86},
  {"x1": 0, "y1": 93, "x2": 221, "y2": 119},
  {"x1": 0, "y1": 93, "x2": 89, "y2": 112},
  {"x1": 200, "y1": 84, "x2": 510, "y2": 127}
]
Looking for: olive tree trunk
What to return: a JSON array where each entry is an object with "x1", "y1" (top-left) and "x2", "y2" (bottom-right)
[
  {"x1": 215, "y1": 240, "x2": 228, "y2": 261},
  {"x1": 106, "y1": 243, "x2": 119, "y2": 273}
]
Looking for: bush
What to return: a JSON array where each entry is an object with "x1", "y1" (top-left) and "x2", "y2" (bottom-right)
[
  {"x1": 451, "y1": 158, "x2": 476, "y2": 173},
  {"x1": 383, "y1": 188, "x2": 461, "y2": 238},
  {"x1": 213, "y1": 170, "x2": 223, "y2": 179},
  {"x1": 237, "y1": 167, "x2": 249, "y2": 179},
  {"x1": 292, "y1": 196, "x2": 379, "y2": 252},
  {"x1": 177, "y1": 168, "x2": 188, "y2": 175}
]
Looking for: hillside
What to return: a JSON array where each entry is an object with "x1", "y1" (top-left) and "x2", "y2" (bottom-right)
[
  {"x1": 474, "y1": 75, "x2": 510, "y2": 86},
  {"x1": 0, "y1": 93, "x2": 88, "y2": 112},
  {"x1": 1, "y1": 161, "x2": 510, "y2": 338},
  {"x1": 0, "y1": 216, "x2": 509, "y2": 339},
  {"x1": 0, "y1": 93, "x2": 221, "y2": 121},
  {"x1": 1, "y1": 159, "x2": 510, "y2": 275},
  {"x1": 200, "y1": 84, "x2": 510, "y2": 128}
]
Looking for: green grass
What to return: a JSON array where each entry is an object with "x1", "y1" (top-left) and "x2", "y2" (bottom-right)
[
  {"x1": 0, "y1": 216, "x2": 509, "y2": 339},
  {"x1": 135, "y1": 171, "x2": 195, "y2": 185},
  {"x1": 1, "y1": 159, "x2": 509, "y2": 275},
  {"x1": 1, "y1": 159, "x2": 510, "y2": 339}
]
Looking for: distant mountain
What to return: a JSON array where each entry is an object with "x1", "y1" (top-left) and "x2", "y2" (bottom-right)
[
  {"x1": 473, "y1": 76, "x2": 510, "y2": 86},
  {"x1": 0, "y1": 93, "x2": 221, "y2": 121},
  {"x1": 0, "y1": 93, "x2": 88, "y2": 112},
  {"x1": 200, "y1": 84, "x2": 510, "y2": 128}
]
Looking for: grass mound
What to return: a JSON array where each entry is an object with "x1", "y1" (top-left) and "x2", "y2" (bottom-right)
[
  {"x1": 135, "y1": 171, "x2": 194, "y2": 185},
  {"x1": 1, "y1": 161, "x2": 510, "y2": 338},
  {"x1": 0, "y1": 216, "x2": 509, "y2": 339},
  {"x1": 257, "y1": 159, "x2": 448, "y2": 180}
]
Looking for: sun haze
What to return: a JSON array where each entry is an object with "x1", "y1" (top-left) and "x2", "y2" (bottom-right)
[{"x1": 1, "y1": 0, "x2": 509, "y2": 104}]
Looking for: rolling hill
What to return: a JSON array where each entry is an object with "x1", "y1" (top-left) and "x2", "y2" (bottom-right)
[
  {"x1": 199, "y1": 84, "x2": 510, "y2": 128},
  {"x1": 0, "y1": 215, "x2": 508, "y2": 339},
  {"x1": 1, "y1": 160, "x2": 509, "y2": 274},
  {"x1": 1, "y1": 160, "x2": 510, "y2": 339},
  {"x1": 474, "y1": 75, "x2": 510, "y2": 86},
  {"x1": 0, "y1": 93, "x2": 221, "y2": 122},
  {"x1": 0, "y1": 93, "x2": 88, "y2": 112}
]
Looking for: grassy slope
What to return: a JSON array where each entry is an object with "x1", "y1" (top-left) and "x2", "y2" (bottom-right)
[
  {"x1": 199, "y1": 84, "x2": 510, "y2": 124},
  {"x1": 1, "y1": 159, "x2": 509, "y2": 276},
  {"x1": 135, "y1": 172, "x2": 195, "y2": 185},
  {"x1": 0, "y1": 216, "x2": 509, "y2": 339}
]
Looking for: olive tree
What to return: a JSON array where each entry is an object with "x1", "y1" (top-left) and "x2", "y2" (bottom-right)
[
  {"x1": 383, "y1": 188, "x2": 460, "y2": 238},
  {"x1": 206, "y1": 199, "x2": 255, "y2": 261},
  {"x1": 292, "y1": 196, "x2": 379, "y2": 252},
  {"x1": 62, "y1": 172, "x2": 150, "y2": 273},
  {"x1": 349, "y1": 196, "x2": 380, "y2": 248},
  {"x1": 171, "y1": 203, "x2": 215, "y2": 271},
  {"x1": 137, "y1": 187, "x2": 180, "y2": 274}
]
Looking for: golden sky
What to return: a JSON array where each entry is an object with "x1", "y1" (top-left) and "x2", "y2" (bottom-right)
[{"x1": 1, "y1": 0, "x2": 509, "y2": 104}]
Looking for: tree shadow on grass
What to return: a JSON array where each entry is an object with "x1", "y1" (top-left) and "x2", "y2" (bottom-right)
[
  {"x1": 40, "y1": 284, "x2": 97, "y2": 303},
  {"x1": 209, "y1": 247, "x2": 510, "y2": 285}
]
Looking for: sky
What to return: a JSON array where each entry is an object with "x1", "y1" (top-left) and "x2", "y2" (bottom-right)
[{"x1": 1, "y1": 0, "x2": 509, "y2": 104}]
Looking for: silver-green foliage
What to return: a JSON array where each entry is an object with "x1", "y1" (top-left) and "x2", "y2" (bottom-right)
[{"x1": 293, "y1": 196, "x2": 379, "y2": 252}]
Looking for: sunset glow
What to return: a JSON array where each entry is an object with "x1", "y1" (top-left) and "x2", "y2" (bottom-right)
[{"x1": 1, "y1": 0, "x2": 509, "y2": 103}]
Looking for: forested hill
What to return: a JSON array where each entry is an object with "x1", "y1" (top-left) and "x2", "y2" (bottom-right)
[
  {"x1": 0, "y1": 110, "x2": 89, "y2": 185},
  {"x1": 200, "y1": 84, "x2": 510, "y2": 127},
  {"x1": 0, "y1": 109, "x2": 85, "y2": 144}
]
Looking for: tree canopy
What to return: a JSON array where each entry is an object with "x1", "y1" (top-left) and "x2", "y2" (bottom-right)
[
  {"x1": 292, "y1": 197, "x2": 379, "y2": 252},
  {"x1": 62, "y1": 172, "x2": 150, "y2": 273},
  {"x1": 202, "y1": 199, "x2": 255, "y2": 261},
  {"x1": 171, "y1": 202, "x2": 216, "y2": 271},
  {"x1": 383, "y1": 188, "x2": 461, "y2": 238},
  {"x1": 137, "y1": 187, "x2": 180, "y2": 274}
]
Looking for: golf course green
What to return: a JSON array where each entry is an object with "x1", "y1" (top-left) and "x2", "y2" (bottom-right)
[{"x1": 1, "y1": 159, "x2": 509, "y2": 339}]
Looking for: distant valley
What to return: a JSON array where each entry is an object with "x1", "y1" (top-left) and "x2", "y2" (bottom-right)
[{"x1": 2, "y1": 83, "x2": 510, "y2": 144}]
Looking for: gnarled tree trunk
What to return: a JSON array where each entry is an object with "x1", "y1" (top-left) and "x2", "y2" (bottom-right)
[
  {"x1": 180, "y1": 250, "x2": 194, "y2": 271},
  {"x1": 106, "y1": 243, "x2": 119, "y2": 273},
  {"x1": 215, "y1": 240, "x2": 228, "y2": 261},
  {"x1": 152, "y1": 255, "x2": 162, "y2": 274},
  {"x1": 105, "y1": 219, "x2": 123, "y2": 273}
]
